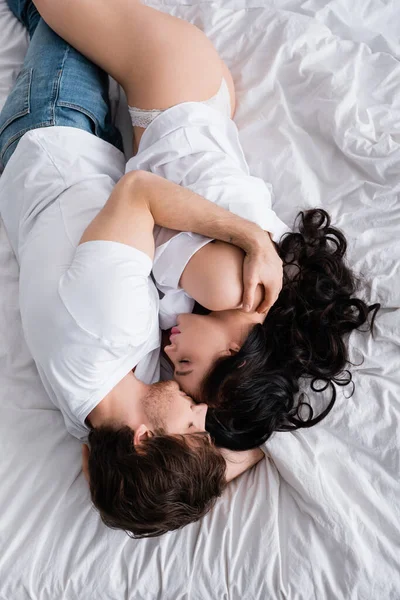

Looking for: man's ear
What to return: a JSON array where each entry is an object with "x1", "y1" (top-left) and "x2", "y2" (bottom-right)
[
  {"x1": 133, "y1": 424, "x2": 154, "y2": 447},
  {"x1": 82, "y1": 444, "x2": 90, "y2": 483},
  {"x1": 228, "y1": 342, "x2": 241, "y2": 356}
]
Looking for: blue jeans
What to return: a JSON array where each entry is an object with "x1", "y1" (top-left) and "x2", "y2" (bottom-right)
[{"x1": 0, "y1": 0, "x2": 122, "y2": 168}]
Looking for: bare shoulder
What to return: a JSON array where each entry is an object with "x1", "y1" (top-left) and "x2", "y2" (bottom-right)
[{"x1": 180, "y1": 240, "x2": 244, "y2": 311}]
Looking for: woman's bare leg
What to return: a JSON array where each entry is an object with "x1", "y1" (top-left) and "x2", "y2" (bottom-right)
[{"x1": 33, "y1": 0, "x2": 235, "y2": 146}]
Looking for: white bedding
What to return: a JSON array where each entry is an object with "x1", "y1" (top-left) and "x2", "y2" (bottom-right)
[{"x1": 0, "y1": 1, "x2": 399, "y2": 599}]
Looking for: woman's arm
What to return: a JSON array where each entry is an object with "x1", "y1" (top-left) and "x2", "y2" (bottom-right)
[
  {"x1": 220, "y1": 447, "x2": 265, "y2": 482},
  {"x1": 81, "y1": 170, "x2": 262, "y2": 252},
  {"x1": 82, "y1": 443, "x2": 265, "y2": 485}
]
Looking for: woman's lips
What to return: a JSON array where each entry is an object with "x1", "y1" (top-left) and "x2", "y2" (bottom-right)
[{"x1": 171, "y1": 327, "x2": 181, "y2": 335}]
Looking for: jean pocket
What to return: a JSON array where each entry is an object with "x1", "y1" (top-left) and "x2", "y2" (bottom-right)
[{"x1": 0, "y1": 68, "x2": 33, "y2": 138}]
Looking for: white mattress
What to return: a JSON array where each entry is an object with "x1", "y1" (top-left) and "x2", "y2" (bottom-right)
[{"x1": 1, "y1": 1, "x2": 399, "y2": 599}]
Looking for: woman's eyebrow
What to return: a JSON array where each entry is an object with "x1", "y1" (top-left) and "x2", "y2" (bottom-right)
[{"x1": 175, "y1": 369, "x2": 194, "y2": 377}]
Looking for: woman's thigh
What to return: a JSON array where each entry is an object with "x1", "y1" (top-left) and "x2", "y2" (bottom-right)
[{"x1": 33, "y1": 0, "x2": 235, "y2": 111}]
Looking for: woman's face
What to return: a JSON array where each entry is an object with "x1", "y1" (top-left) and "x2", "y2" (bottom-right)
[{"x1": 163, "y1": 313, "x2": 239, "y2": 398}]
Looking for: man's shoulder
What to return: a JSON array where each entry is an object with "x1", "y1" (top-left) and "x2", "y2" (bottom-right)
[
  {"x1": 59, "y1": 240, "x2": 158, "y2": 347},
  {"x1": 18, "y1": 126, "x2": 125, "y2": 181}
]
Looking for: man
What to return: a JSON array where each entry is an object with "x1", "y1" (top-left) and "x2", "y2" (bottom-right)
[{"x1": 0, "y1": 1, "x2": 265, "y2": 537}]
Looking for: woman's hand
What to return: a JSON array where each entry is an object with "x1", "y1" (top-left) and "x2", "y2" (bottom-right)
[
  {"x1": 242, "y1": 231, "x2": 283, "y2": 314},
  {"x1": 219, "y1": 447, "x2": 265, "y2": 482}
]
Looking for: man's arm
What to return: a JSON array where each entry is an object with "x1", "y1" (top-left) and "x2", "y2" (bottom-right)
[
  {"x1": 81, "y1": 170, "x2": 279, "y2": 311},
  {"x1": 81, "y1": 170, "x2": 263, "y2": 252},
  {"x1": 80, "y1": 172, "x2": 156, "y2": 258}
]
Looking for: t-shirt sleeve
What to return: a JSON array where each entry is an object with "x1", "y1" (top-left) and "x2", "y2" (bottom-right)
[{"x1": 58, "y1": 240, "x2": 155, "y2": 346}]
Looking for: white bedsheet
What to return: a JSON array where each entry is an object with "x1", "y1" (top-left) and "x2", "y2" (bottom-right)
[{"x1": 0, "y1": 1, "x2": 399, "y2": 599}]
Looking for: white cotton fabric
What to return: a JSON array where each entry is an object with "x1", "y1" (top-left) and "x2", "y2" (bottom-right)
[
  {"x1": 127, "y1": 100, "x2": 290, "y2": 328},
  {"x1": 0, "y1": 128, "x2": 161, "y2": 440},
  {"x1": 1, "y1": 1, "x2": 400, "y2": 599}
]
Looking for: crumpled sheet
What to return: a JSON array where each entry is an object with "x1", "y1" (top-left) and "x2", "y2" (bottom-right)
[{"x1": 0, "y1": 1, "x2": 399, "y2": 598}]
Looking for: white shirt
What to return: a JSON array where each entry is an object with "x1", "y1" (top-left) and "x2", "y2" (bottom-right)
[
  {"x1": 127, "y1": 102, "x2": 290, "y2": 328},
  {"x1": 0, "y1": 128, "x2": 161, "y2": 440}
]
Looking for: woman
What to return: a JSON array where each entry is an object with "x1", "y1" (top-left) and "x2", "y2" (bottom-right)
[{"x1": 34, "y1": 0, "x2": 379, "y2": 452}]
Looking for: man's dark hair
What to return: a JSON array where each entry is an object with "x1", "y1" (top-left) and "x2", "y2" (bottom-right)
[
  {"x1": 204, "y1": 209, "x2": 380, "y2": 451},
  {"x1": 87, "y1": 426, "x2": 227, "y2": 538}
]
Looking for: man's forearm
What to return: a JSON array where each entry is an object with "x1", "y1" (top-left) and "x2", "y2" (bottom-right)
[{"x1": 132, "y1": 170, "x2": 264, "y2": 254}]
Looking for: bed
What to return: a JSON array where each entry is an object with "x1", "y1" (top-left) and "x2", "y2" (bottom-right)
[{"x1": 0, "y1": 1, "x2": 399, "y2": 599}]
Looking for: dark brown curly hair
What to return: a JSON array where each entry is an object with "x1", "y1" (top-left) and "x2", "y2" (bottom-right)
[{"x1": 204, "y1": 209, "x2": 380, "y2": 450}]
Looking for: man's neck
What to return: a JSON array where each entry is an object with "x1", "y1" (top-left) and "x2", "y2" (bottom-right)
[
  {"x1": 87, "y1": 395, "x2": 115, "y2": 428},
  {"x1": 87, "y1": 371, "x2": 148, "y2": 429}
]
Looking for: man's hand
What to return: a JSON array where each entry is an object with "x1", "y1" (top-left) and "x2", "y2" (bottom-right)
[{"x1": 241, "y1": 231, "x2": 283, "y2": 314}]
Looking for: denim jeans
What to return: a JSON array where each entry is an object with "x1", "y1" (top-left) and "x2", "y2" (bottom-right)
[{"x1": 0, "y1": 0, "x2": 122, "y2": 168}]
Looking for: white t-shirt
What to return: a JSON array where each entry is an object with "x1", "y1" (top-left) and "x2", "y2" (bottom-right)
[
  {"x1": 0, "y1": 128, "x2": 161, "y2": 440},
  {"x1": 127, "y1": 102, "x2": 290, "y2": 328}
]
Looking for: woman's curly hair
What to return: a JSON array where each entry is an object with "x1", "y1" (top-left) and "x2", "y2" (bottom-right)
[{"x1": 203, "y1": 209, "x2": 380, "y2": 451}]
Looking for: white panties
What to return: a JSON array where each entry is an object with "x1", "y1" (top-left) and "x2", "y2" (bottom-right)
[{"x1": 128, "y1": 78, "x2": 231, "y2": 128}]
